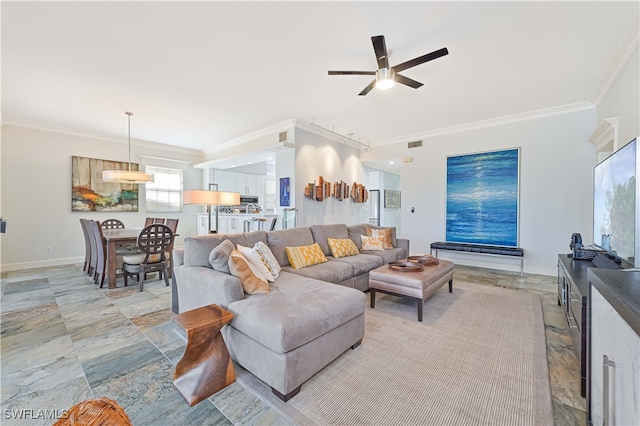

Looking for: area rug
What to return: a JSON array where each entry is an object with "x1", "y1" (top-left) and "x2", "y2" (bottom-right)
[{"x1": 239, "y1": 281, "x2": 553, "y2": 426}]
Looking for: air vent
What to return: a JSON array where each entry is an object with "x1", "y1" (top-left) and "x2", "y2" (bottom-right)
[
  {"x1": 408, "y1": 141, "x2": 423, "y2": 149},
  {"x1": 279, "y1": 131, "x2": 288, "y2": 142}
]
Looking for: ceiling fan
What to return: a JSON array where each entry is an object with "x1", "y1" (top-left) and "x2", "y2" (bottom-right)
[{"x1": 328, "y1": 35, "x2": 448, "y2": 96}]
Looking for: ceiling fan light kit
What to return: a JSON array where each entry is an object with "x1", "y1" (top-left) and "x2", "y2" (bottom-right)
[
  {"x1": 375, "y1": 68, "x2": 396, "y2": 90},
  {"x1": 329, "y1": 35, "x2": 448, "y2": 96}
]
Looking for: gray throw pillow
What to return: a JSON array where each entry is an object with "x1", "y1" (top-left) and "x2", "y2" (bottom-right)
[{"x1": 209, "y1": 239, "x2": 235, "y2": 274}]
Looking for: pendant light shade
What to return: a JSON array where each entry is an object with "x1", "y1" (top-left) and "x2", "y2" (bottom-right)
[{"x1": 102, "y1": 112, "x2": 154, "y2": 184}]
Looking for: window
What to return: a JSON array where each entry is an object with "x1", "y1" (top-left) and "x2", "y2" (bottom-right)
[{"x1": 145, "y1": 166, "x2": 183, "y2": 212}]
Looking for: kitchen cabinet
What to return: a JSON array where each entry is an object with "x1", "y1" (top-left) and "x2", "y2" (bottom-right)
[
  {"x1": 224, "y1": 171, "x2": 237, "y2": 192},
  {"x1": 210, "y1": 169, "x2": 264, "y2": 197},
  {"x1": 588, "y1": 268, "x2": 640, "y2": 426}
]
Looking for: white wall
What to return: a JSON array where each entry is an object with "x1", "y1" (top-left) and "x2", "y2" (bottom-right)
[
  {"x1": 1, "y1": 124, "x2": 204, "y2": 271},
  {"x1": 370, "y1": 108, "x2": 596, "y2": 276},
  {"x1": 596, "y1": 47, "x2": 639, "y2": 148},
  {"x1": 274, "y1": 148, "x2": 295, "y2": 229},
  {"x1": 295, "y1": 128, "x2": 369, "y2": 227}
]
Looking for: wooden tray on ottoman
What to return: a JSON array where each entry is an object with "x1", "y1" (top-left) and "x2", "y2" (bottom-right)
[
  {"x1": 408, "y1": 255, "x2": 440, "y2": 266},
  {"x1": 388, "y1": 261, "x2": 424, "y2": 272}
]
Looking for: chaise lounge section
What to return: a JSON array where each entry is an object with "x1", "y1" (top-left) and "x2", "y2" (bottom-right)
[{"x1": 172, "y1": 223, "x2": 409, "y2": 401}]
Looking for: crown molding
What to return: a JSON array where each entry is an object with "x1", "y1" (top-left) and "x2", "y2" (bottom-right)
[
  {"x1": 591, "y1": 13, "x2": 639, "y2": 106},
  {"x1": 588, "y1": 117, "x2": 619, "y2": 152},
  {"x1": 202, "y1": 119, "x2": 297, "y2": 156},
  {"x1": 374, "y1": 101, "x2": 595, "y2": 147},
  {"x1": 1, "y1": 115, "x2": 203, "y2": 156}
]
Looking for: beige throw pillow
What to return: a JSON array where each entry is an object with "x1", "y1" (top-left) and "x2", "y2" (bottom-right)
[
  {"x1": 366, "y1": 227, "x2": 394, "y2": 249},
  {"x1": 228, "y1": 250, "x2": 270, "y2": 294},
  {"x1": 361, "y1": 235, "x2": 385, "y2": 251}
]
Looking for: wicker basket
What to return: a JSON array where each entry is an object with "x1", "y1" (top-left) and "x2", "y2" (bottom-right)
[{"x1": 53, "y1": 397, "x2": 132, "y2": 426}]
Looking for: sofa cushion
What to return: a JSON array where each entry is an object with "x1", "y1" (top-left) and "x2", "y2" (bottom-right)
[
  {"x1": 366, "y1": 247, "x2": 407, "y2": 263},
  {"x1": 281, "y1": 259, "x2": 353, "y2": 284},
  {"x1": 184, "y1": 231, "x2": 267, "y2": 267},
  {"x1": 330, "y1": 253, "x2": 384, "y2": 276},
  {"x1": 361, "y1": 235, "x2": 385, "y2": 251},
  {"x1": 286, "y1": 243, "x2": 328, "y2": 269},
  {"x1": 228, "y1": 250, "x2": 269, "y2": 294},
  {"x1": 266, "y1": 228, "x2": 315, "y2": 267},
  {"x1": 227, "y1": 271, "x2": 365, "y2": 354},
  {"x1": 209, "y1": 239, "x2": 235, "y2": 274},
  {"x1": 327, "y1": 237, "x2": 359, "y2": 258},
  {"x1": 309, "y1": 224, "x2": 349, "y2": 256}
]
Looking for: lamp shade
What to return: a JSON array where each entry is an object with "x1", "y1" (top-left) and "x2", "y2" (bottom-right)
[
  {"x1": 102, "y1": 170, "x2": 154, "y2": 184},
  {"x1": 183, "y1": 190, "x2": 240, "y2": 206}
]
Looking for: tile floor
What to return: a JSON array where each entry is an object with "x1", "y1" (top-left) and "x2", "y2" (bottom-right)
[{"x1": 1, "y1": 263, "x2": 585, "y2": 425}]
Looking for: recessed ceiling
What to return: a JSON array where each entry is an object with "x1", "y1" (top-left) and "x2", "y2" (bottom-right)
[{"x1": 2, "y1": 2, "x2": 638, "y2": 153}]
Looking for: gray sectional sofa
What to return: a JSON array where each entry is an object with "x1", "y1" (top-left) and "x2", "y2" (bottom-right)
[{"x1": 172, "y1": 223, "x2": 409, "y2": 401}]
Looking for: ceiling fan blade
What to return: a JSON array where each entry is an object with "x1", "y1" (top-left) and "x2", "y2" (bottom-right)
[
  {"x1": 358, "y1": 80, "x2": 376, "y2": 96},
  {"x1": 328, "y1": 71, "x2": 376, "y2": 75},
  {"x1": 371, "y1": 35, "x2": 389, "y2": 69},
  {"x1": 392, "y1": 47, "x2": 449, "y2": 73},
  {"x1": 395, "y1": 74, "x2": 423, "y2": 89}
]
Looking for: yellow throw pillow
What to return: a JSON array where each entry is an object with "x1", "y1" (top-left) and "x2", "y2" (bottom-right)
[
  {"x1": 327, "y1": 237, "x2": 359, "y2": 258},
  {"x1": 361, "y1": 235, "x2": 385, "y2": 251},
  {"x1": 228, "y1": 250, "x2": 270, "y2": 294},
  {"x1": 365, "y1": 227, "x2": 394, "y2": 249},
  {"x1": 285, "y1": 243, "x2": 328, "y2": 269}
]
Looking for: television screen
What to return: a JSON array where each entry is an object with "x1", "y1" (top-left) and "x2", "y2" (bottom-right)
[{"x1": 593, "y1": 138, "x2": 637, "y2": 266}]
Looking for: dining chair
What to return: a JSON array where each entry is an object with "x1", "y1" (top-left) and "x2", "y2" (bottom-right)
[
  {"x1": 164, "y1": 219, "x2": 179, "y2": 277},
  {"x1": 144, "y1": 217, "x2": 155, "y2": 227},
  {"x1": 89, "y1": 220, "x2": 109, "y2": 287},
  {"x1": 122, "y1": 224, "x2": 173, "y2": 292},
  {"x1": 79, "y1": 219, "x2": 92, "y2": 273},
  {"x1": 101, "y1": 219, "x2": 125, "y2": 229},
  {"x1": 87, "y1": 220, "x2": 129, "y2": 288},
  {"x1": 269, "y1": 217, "x2": 277, "y2": 231},
  {"x1": 153, "y1": 218, "x2": 165, "y2": 224},
  {"x1": 86, "y1": 220, "x2": 100, "y2": 278},
  {"x1": 165, "y1": 218, "x2": 179, "y2": 234}
]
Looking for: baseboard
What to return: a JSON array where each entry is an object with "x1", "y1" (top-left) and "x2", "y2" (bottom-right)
[{"x1": 1, "y1": 256, "x2": 84, "y2": 272}]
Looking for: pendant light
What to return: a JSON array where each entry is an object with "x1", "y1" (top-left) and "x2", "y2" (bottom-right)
[{"x1": 102, "y1": 112, "x2": 154, "y2": 184}]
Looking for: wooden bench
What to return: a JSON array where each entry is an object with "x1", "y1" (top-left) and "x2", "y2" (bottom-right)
[{"x1": 430, "y1": 242, "x2": 524, "y2": 277}]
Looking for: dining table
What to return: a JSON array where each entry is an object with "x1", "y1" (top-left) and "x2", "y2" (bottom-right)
[{"x1": 102, "y1": 227, "x2": 178, "y2": 289}]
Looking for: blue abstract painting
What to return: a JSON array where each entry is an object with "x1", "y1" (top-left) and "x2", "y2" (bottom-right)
[{"x1": 446, "y1": 148, "x2": 520, "y2": 247}]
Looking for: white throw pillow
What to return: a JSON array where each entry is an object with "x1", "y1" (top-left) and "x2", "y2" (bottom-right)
[
  {"x1": 237, "y1": 244, "x2": 275, "y2": 282},
  {"x1": 255, "y1": 241, "x2": 281, "y2": 280}
]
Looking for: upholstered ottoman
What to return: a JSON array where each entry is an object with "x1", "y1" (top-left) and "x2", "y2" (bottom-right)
[{"x1": 369, "y1": 259, "x2": 455, "y2": 321}]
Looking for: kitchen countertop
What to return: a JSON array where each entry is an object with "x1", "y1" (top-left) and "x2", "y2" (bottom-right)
[{"x1": 588, "y1": 268, "x2": 640, "y2": 336}]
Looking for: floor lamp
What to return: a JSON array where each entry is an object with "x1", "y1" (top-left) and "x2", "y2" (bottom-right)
[{"x1": 183, "y1": 190, "x2": 241, "y2": 234}]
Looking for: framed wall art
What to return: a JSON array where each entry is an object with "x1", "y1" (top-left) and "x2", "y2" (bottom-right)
[
  {"x1": 384, "y1": 190, "x2": 401, "y2": 208},
  {"x1": 446, "y1": 148, "x2": 520, "y2": 247},
  {"x1": 72, "y1": 156, "x2": 140, "y2": 212},
  {"x1": 279, "y1": 177, "x2": 290, "y2": 206}
]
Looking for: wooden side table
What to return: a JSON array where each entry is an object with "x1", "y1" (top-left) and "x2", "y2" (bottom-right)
[{"x1": 173, "y1": 304, "x2": 235, "y2": 406}]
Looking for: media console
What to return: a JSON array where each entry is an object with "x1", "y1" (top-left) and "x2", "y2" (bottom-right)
[{"x1": 557, "y1": 254, "x2": 589, "y2": 397}]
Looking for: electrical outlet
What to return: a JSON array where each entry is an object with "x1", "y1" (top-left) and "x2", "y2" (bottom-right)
[{"x1": 46, "y1": 246, "x2": 53, "y2": 253}]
